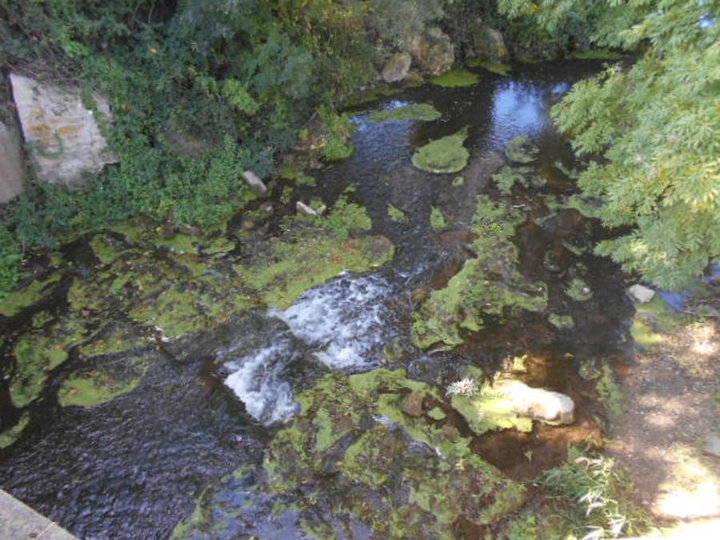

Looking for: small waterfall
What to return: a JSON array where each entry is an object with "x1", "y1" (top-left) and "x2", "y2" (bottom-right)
[{"x1": 222, "y1": 273, "x2": 395, "y2": 425}]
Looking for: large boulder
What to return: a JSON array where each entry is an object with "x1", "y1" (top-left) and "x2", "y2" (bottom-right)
[
  {"x1": 9, "y1": 73, "x2": 117, "y2": 189},
  {"x1": 381, "y1": 52, "x2": 413, "y2": 83},
  {"x1": 0, "y1": 121, "x2": 24, "y2": 203},
  {"x1": 408, "y1": 27, "x2": 455, "y2": 75}
]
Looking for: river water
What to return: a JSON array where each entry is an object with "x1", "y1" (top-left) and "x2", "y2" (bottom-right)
[{"x1": 0, "y1": 59, "x2": 633, "y2": 538}]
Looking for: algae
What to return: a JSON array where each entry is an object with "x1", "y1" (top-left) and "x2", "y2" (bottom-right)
[
  {"x1": 549, "y1": 313, "x2": 575, "y2": 329},
  {"x1": 570, "y1": 49, "x2": 623, "y2": 60},
  {"x1": 412, "y1": 127, "x2": 470, "y2": 174},
  {"x1": 367, "y1": 103, "x2": 441, "y2": 122},
  {"x1": 430, "y1": 206, "x2": 447, "y2": 230},
  {"x1": 58, "y1": 358, "x2": 145, "y2": 407},
  {"x1": 0, "y1": 413, "x2": 30, "y2": 449},
  {"x1": 596, "y1": 363, "x2": 624, "y2": 422},
  {"x1": 492, "y1": 166, "x2": 533, "y2": 194},
  {"x1": 565, "y1": 278, "x2": 593, "y2": 302},
  {"x1": 430, "y1": 69, "x2": 479, "y2": 87},
  {"x1": 412, "y1": 196, "x2": 546, "y2": 349},
  {"x1": 506, "y1": 135, "x2": 539, "y2": 163},
  {"x1": 387, "y1": 203, "x2": 408, "y2": 223}
]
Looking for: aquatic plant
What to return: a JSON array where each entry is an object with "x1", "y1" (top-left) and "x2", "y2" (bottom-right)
[
  {"x1": 411, "y1": 127, "x2": 470, "y2": 174},
  {"x1": 368, "y1": 103, "x2": 442, "y2": 122},
  {"x1": 430, "y1": 69, "x2": 480, "y2": 87}
]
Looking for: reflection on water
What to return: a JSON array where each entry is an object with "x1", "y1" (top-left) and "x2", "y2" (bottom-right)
[{"x1": 490, "y1": 81, "x2": 551, "y2": 144}]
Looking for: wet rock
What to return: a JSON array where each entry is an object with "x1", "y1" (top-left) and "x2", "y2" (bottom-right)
[
  {"x1": 408, "y1": 27, "x2": 455, "y2": 75},
  {"x1": 411, "y1": 127, "x2": 469, "y2": 174},
  {"x1": 628, "y1": 284, "x2": 655, "y2": 303},
  {"x1": 9, "y1": 73, "x2": 117, "y2": 188},
  {"x1": 0, "y1": 121, "x2": 25, "y2": 203},
  {"x1": 495, "y1": 380, "x2": 575, "y2": 424},
  {"x1": 381, "y1": 52, "x2": 412, "y2": 83},
  {"x1": 241, "y1": 170, "x2": 267, "y2": 196},
  {"x1": 472, "y1": 24, "x2": 509, "y2": 61}
]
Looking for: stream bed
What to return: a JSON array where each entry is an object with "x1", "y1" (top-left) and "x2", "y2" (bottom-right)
[{"x1": 0, "y1": 59, "x2": 634, "y2": 539}]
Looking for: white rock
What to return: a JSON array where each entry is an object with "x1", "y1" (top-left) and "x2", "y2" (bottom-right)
[
  {"x1": 9, "y1": 73, "x2": 117, "y2": 188},
  {"x1": 381, "y1": 52, "x2": 412, "y2": 83},
  {"x1": 296, "y1": 201, "x2": 317, "y2": 216},
  {"x1": 704, "y1": 434, "x2": 720, "y2": 457},
  {"x1": 0, "y1": 121, "x2": 25, "y2": 202},
  {"x1": 627, "y1": 284, "x2": 655, "y2": 303},
  {"x1": 241, "y1": 170, "x2": 267, "y2": 196},
  {"x1": 495, "y1": 379, "x2": 575, "y2": 424}
]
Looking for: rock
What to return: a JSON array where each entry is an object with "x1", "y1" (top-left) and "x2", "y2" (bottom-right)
[
  {"x1": 473, "y1": 25, "x2": 509, "y2": 61},
  {"x1": 407, "y1": 27, "x2": 455, "y2": 75},
  {"x1": 704, "y1": 433, "x2": 720, "y2": 457},
  {"x1": 381, "y1": 52, "x2": 412, "y2": 83},
  {"x1": 627, "y1": 284, "x2": 655, "y2": 303},
  {"x1": 402, "y1": 391, "x2": 425, "y2": 417},
  {"x1": 9, "y1": 73, "x2": 117, "y2": 189},
  {"x1": 495, "y1": 380, "x2": 575, "y2": 424},
  {"x1": 241, "y1": 170, "x2": 267, "y2": 196},
  {"x1": 296, "y1": 201, "x2": 317, "y2": 216},
  {"x1": 0, "y1": 121, "x2": 25, "y2": 203}
]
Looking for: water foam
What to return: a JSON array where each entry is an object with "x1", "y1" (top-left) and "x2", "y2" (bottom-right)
[{"x1": 223, "y1": 273, "x2": 394, "y2": 425}]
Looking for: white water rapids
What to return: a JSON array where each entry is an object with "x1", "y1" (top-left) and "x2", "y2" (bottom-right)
[{"x1": 220, "y1": 273, "x2": 395, "y2": 425}]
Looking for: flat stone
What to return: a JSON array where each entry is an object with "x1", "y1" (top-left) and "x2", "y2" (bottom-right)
[
  {"x1": 402, "y1": 391, "x2": 425, "y2": 417},
  {"x1": 628, "y1": 284, "x2": 655, "y2": 303},
  {"x1": 10, "y1": 73, "x2": 117, "y2": 189},
  {"x1": 495, "y1": 379, "x2": 575, "y2": 424},
  {"x1": 296, "y1": 201, "x2": 317, "y2": 216},
  {"x1": 0, "y1": 121, "x2": 25, "y2": 202},
  {"x1": 0, "y1": 489, "x2": 76, "y2": 539}
]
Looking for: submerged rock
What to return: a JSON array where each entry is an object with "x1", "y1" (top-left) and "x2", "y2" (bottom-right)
[
  {"x1": 506, "y1": 135, "x2": 539, "y2": 163},
  {"x1": 368, "y1": 103, "x2": 441, "y2": 122},
  {"x1": 472, "y1": 25, "x2": 509, "y2": 61},
  {"x1": 430, "y1": 68, "x2": 479, "y2": 88}
]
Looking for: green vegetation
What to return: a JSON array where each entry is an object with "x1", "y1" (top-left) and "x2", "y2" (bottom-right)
[
  {"x1": 413, "y1": 196, "x2": 546, "y2": 349},
  {"x1": 429, "y1": 206, "x2": 447, "y2": 230},
  {"x1": 367, "y1": 103, "x2": 442, "y2": 122},
  {"x1": 540, "y1": 447, "x2": 649, "y2": 538},
  {"x1": 467, "y1": 59, "x2": 512, "y2": 75},
  {"x1": 429, "y1": 68, "x2": 479, "y2": 87},
  {"x1": 0, "y1": 413, "x2": 30, "y2": 449},
  {"x1": 412, "y1": 127, "x2": 470, "y2": 174},
  {"x1": 58, "y1": 365, "x2": 144, "y2": 408}
]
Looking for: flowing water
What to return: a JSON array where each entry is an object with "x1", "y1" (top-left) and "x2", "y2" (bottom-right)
[{"x1": 0, "y1": 60, "x2": 634, "y2": 538}]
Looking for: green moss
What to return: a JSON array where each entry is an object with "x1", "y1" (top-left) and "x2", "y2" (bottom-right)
[
  {"x1": 492, "y1": 166, "x2": 532, "y2": 194},
  {"x1": 430, "y1": 69, "x2": 480, "y2": 87},
  {"x1": 0, "y1": 413, "x2": 30, "y2": 449},
  {"x1": 430, "y1": 206, "x2": 447, "y2": 230},
  {"x1": 262, "y1": 368, "x2": 527, "y2": 536},
  {"x1": 58, "y1": 365, "x2": 143, "y2": 407},
  {"x1": 506, "y1": 135, "x2": 539, "y2": 163},
  {"x1": 549, "y1": 313, "x2": 575, "y2": 329},
  {"x1": 0, "y1": 273, "x2": 62, "y2": 317},
  {"x1": 413, "y1": 196, "x2": 546, "y2": 349},
  {"x1": 452, "y1": 175, "x2": 465, "y2": 187},
  {"x1": 317, "y1": 194, "x2": 372, "y2": 239},
  {"x1": 387, "y1": 203, "x2": 408, "y2": 223},
  {"x1": 11, "y1": 334, "x2": 70, "y2": 408},
  {"x1": 90, "y1": 234, "x2": 130, "y2": 265},
  {"x1": 278, "y1": 163, "x2": 317, "y2": 186},
  {"x1": 322, "y1": 112, "x2": 356, "y2": 161},
  {"x1": 78, "y1": 322, "x2": 148, "y2": 358},
  {"x1": 630, "y1": 296, "x2": 672, "y2": 350},
  {"x1": 565, "y1": 278, "x2": 593, "y2": 301},
  {"x1": 596, "y1": 364, "x2": 624, "y2": 422},
  {"x1": 467, "y1": 59, "x2": 512, "y2": 75},
  {"x1": 368, "y1": 103, "x2": 442, "y2": 122},
  {"x1": 412, "y1": 127, "x2": 470, "y2": 174}
]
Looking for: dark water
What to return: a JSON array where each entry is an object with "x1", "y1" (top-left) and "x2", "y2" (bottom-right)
[{"x1": 0, "y1": 60, "x2": 633, "y2": 539}]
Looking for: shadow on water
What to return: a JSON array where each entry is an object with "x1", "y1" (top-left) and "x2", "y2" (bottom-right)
[{"x1": 0, "y1": 60, "x2": 634, "y2": 538}]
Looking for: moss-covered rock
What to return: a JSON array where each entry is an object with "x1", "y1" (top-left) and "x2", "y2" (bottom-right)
[
  {"x1": 10, "y1": 315, "x2": 90, "y2": 407},
  {"x1": 412, "y1": 196, "x2": 547, "y2": 349},
  {"x1": 368, "y1": 103, "x2": 442, "y2": 122},
  {"x1": 412, "y1": 127, "x2": 470, "y2": 174},
  {"x1": 58, "y1": 355, "x2": 147, "y2": 407},
  {"x1": 262, "y1": 369, "x2": 526, "y2": 537},
  {"x1": 430, "y1": 69, "x2": 479, "y2": 87},
  {"x1": 0, "y1": 273, "x2": 63, "y2": 317}
]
